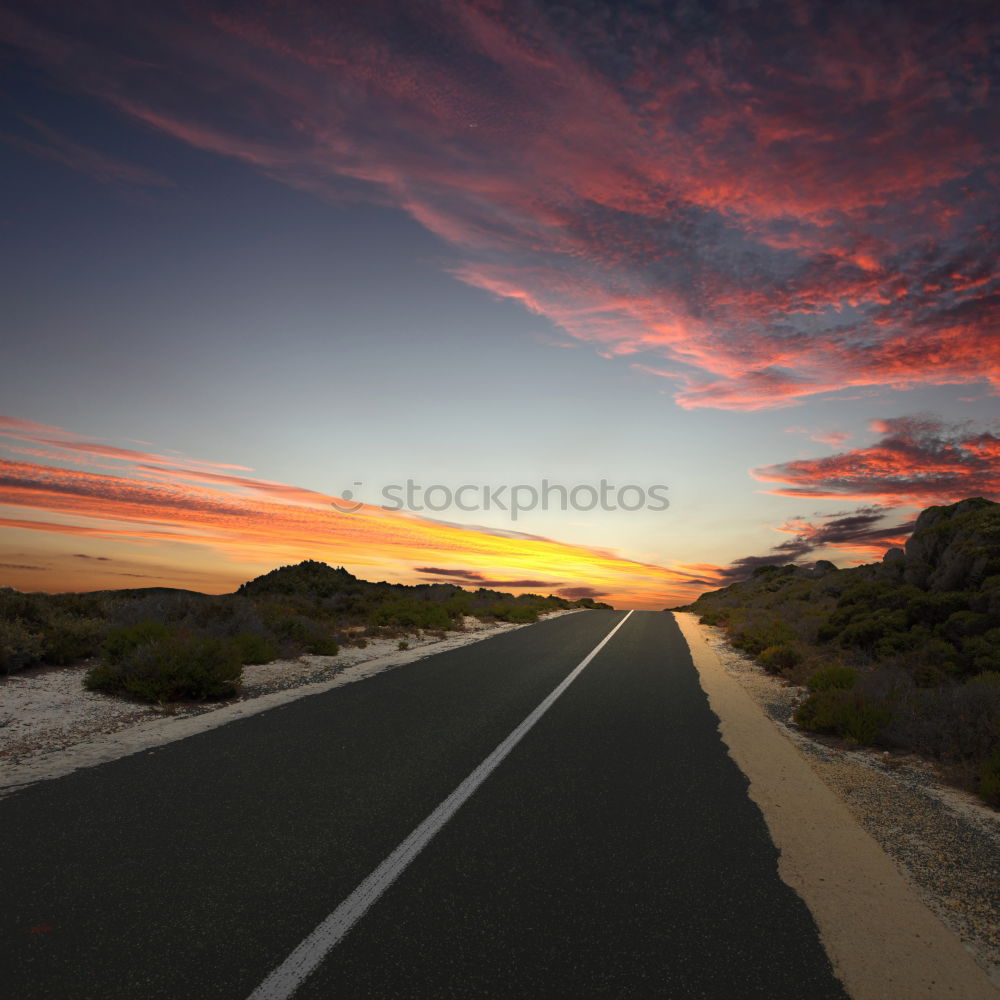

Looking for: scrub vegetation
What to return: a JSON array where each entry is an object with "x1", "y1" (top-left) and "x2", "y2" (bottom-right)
[
  {"x1": 681, "y1": 498, "x2": 1000, "y2": 805},
  {"x1": 1, "y1": 561, "x2": 610, "y2": 704}
]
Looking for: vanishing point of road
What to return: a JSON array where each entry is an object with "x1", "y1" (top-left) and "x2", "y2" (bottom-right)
[{"x1": 3, "y1": 610, "x2": 848, "y2": 999}]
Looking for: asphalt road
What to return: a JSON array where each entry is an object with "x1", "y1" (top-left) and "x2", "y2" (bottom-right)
[{"x1": 2, "y1": 610, "x2": 848, "y2": 999}]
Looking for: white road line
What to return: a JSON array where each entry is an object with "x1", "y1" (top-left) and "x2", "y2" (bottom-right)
[{"x1": 247, "y1": 609, "x2": 635, "y2": 1000}]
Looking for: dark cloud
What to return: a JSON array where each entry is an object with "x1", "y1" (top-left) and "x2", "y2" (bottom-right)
[
  {"x1": 557, "y1": 586, "x2": 605, "y2": 599},
  {"x1": 73, "y1": 553, "x2": 111, "y2": 560},
  {"x1": 0, "y1": 562, "x2": 45, "y2": 570},
  {"x1": 416, "y1": 566, "x2": 556, "y2": 589},
  {"x1": 710, "y1": 505, "x2": 915, "y2": 584},
  {"x1": 416, "y1": 566, "x2": 484, "y2": 582}
]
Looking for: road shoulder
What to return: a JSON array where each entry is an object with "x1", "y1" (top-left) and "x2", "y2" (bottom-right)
[{"x1": 675, "y1": 611, "x2": 998, "y2": 1000}]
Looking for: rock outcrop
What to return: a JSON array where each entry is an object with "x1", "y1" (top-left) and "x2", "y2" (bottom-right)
[{"x1": 903, "y1": 498, "x2": 1000, "y2": 591}]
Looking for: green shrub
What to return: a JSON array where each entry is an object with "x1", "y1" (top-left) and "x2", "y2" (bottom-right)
[
  {"x1": 758, "y1": 644, "x2": 803, "y2": 673},
  {"x1": 806, "y1": 664, "x2": 859, "y2": 692},
  {"x1": 794, "y1": 689, "x2": 891, "y2": 744},
  {"x1": 980, "y1": 751, "x2": 1000, "y2": 806},
  {"x1": 489, "y1": 602, "x2": 538, "y2": 624},
  {"x1": 398, "y1": 640, "x2": 409, "y2": 651},
  {"x1": 305, "y1": 633, "x2": 339, "y2": 656},
  {"x1": 85, "y1": 634, "x2": 242, "y2": 702},
  {"x1": 841, "y1": 699, "x2": 893, "y2": 743},
  {"x1": 369, "y1": 598, "x2": 452, "y2": 631},
  {"x1": 794, "y1": 690, "x2": 847, "y2": 732},
  {"x1": 103, "y1": 621, "x2": 172, "y2": 664},
  {"x1": 837, "y1": 609, "x2": 907, "y2": 650},
  {"x1": 968, "y1": 671, "x2": 1000, "y2": 690},
  {"x1": 444, "y1": 595, "x2": 472, "y2": 619},
  {"x1": 730, "y1": 618, "x2": 794, "y2": 656},
  {"x1": 883, "y1": 681, "x2": 999, "y2": 772},
  {"x1": 962, "y1": 629, "x2": 1000, "y2": 673},
  {"x1": 0, "y1": 617, "x2": 45, "y2": 674},
  {"x1": 43, "y1": 614, "x2": 106, "y2": 665},
  {"x1": 263, "y1": 606, "x2": 339, "y2": 654},
  {"x1": 911, "y1": 662, "x2": 952, "y2": 688},
  {"x1": 231, "y1": 633, "x2": 278, "y2": 665}
]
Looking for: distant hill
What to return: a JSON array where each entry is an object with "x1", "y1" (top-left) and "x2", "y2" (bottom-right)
[
  {"x1": 1, "y1": 559, "x2": 611, "y2": 696},
  {"x1": 236, "y1": 560, "x2": 361, "y2": 598}
]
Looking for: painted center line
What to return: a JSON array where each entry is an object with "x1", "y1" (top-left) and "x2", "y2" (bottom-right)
[{"x1": 247, "y1": 610, "x2": 635, "y2": 1000}]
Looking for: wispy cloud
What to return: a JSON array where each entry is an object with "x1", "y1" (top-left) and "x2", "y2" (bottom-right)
[
  {"x1": 416, "y1": 566, "x2": 558, "y2": 589},
  {"x1": 1, "y1": 0, "x2": 995, "y2": 410},
  {"x1": 1, "y1": 115, "x2": 171, "y2": 187},
  {"x1": 556, "y1": 586, "x2": 606, "y2": 600},
  {"x1": 786, "y1": 426, "x2": 852, "y2": 448}
]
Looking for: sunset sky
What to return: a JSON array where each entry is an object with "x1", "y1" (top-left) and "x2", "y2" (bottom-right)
[{"x1": 1, "y1": 0, "x2": 997, "y2": 609}]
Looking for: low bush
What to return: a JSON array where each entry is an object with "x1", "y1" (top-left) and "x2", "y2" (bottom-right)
[
  {"x1": 1, "y1": 592, "x2": 107, "y2": 671},
  {"x1": 262, "y1": 605, "x2": 339, "y2": 655},
  {"x1": 231, "y1": 632, "x2": 278, "y2": 665},
  {"x1": 881, "y1": 682, "x2": 1000, "y2": 773},
  {"x1": 969, "y1": 671, "x2": 1000, "y2": 690},
  {"x1": 43, "y1": 613, "x2": 106, "y2": 665},
  {"x1": 758, "y1": 644, "x2": 803, "y2": 674},
  {"x1": 806, "y1": 664, "x2": 859, "y2": 692},
  {"x1": 369, "y1": 598, "x2": 452, "y2": 631},
  {"x1": 980, "y1": 752, "x2": 1000, "y2": 806},
  {"x1": 730, "y1": 618, "x2": 794, "y2": 656},
  {"x1": 794, "y1": 689, "x2": 892, "y2": 744},
  {"x1": 487, "y1": 602, "x2": 538, "y2": 624},
  {"x1": 103, "y1": 621, "x2": 172, "y2": 664},
  {"x1": 0, "y1": 617, "x2": 45, "y2": 674},
  {"x1": 304, "y1": 632, "x2": 339, "y2": 656},
  {"x1": 85, "y1": 633, "x2": 242, "y2": 702}
]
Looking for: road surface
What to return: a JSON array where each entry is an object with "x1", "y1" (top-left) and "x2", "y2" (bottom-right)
[{"x1": 2, "y1": 610, "x2": 847, "y2": 999}]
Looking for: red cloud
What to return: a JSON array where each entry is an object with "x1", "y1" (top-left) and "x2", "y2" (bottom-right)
[
  {"x1": 1, "y1": 1, "x2": 997, "y2": 410},
  {"x1": 754, "y1": 415, "x2": 1000, "y2": 503}
]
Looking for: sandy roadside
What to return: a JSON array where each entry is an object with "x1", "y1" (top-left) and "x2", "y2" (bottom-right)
[
  {"x1": 675, "y1": 611, "x2": 999, "y2": 999},
  {"x1": 0, "y1": 610, "x2": 581, "y2": 799}
]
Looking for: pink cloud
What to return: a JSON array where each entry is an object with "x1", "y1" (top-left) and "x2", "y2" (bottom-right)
[
  {"x1": 786, "y1": 427, "x2": 852, "y2": 447},
  {"x1": 755, "y1": 415, "x2": 1000, "y2": 503},
  {"x1": 1, "y1": 1, "x2": 996, "y2": 410}
]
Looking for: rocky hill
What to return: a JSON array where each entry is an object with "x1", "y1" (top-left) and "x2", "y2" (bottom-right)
[{"x1": 683, "y1": 498, "x2": 1000, "y2": 804}]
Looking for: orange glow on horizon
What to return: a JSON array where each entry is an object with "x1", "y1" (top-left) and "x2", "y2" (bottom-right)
[{"x1": 0, "y1": 422, "x2": 708, "y2": 608}]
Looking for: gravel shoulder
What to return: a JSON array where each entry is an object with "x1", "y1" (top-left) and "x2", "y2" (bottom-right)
[
  {"x1": 676, "y1": 612, "x2": 1000, "y2": 996},
  {"x1": 0, "y1": 611, "x2": 580, "y2": 797}
]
